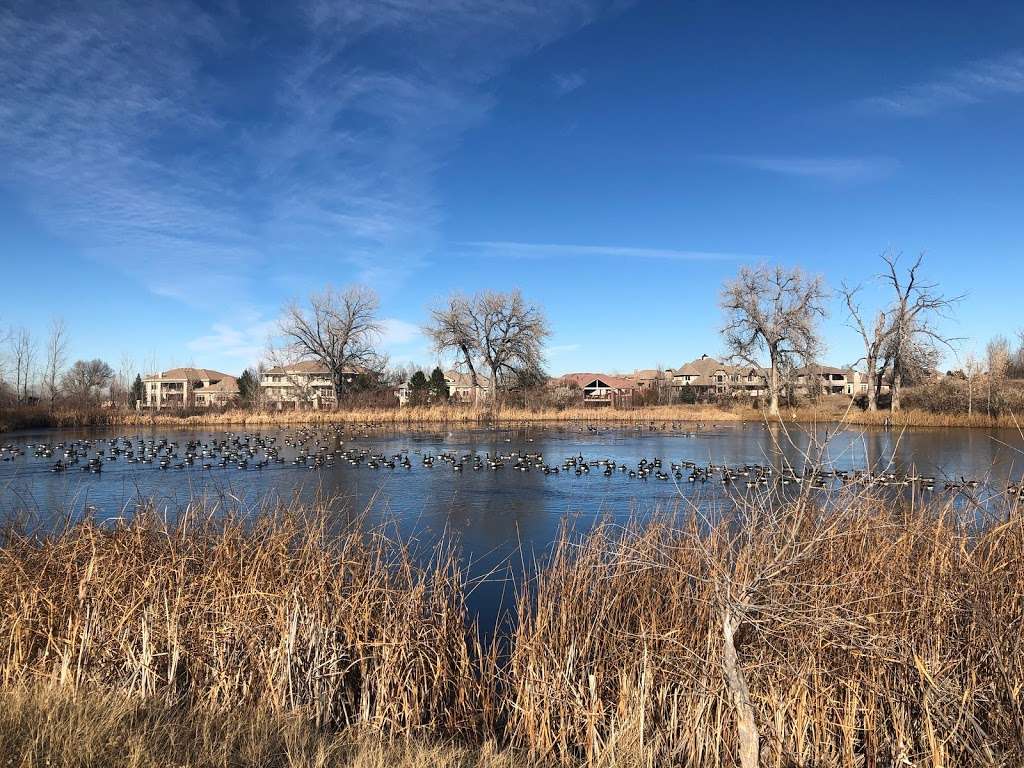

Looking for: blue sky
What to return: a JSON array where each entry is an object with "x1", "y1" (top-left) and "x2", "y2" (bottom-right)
[{"x1": 2, "y1": 0, "x2": 1022, "y2": 376}]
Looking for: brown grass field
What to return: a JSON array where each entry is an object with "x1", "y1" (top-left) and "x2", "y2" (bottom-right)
[
  {"x1": 1, "y1": 488, "x2": 1023, "y2": 766},
  {"x1": 4, "y1": 399, "x2": 1024, "y2": 434}
]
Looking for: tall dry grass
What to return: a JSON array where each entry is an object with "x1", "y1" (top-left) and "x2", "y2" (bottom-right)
[
  {"x1": 1, "y1": 492, "x2": 1023, "y2": 765},
  {"x1": 0, "y1": 403, "x2": 747, "y2": 433},
  {"x1": 7, "y1": 400, "x2": 1023, "y2": 435},
  {"x1": 0, "y1": 685, "x2": 518, "y2": 767}
]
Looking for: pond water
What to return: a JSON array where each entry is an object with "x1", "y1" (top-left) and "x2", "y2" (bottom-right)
[{"x1": 3, "y1": 421, "x2": 1022, "y2": 624}]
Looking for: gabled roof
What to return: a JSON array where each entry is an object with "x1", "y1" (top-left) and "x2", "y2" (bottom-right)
[
  {"x1": 796, "y1": 365, "x2": 854, "y2": 377},
  {"x1": 264, "y1": 360, "x2": 331, "y2": 375},
  {"x1": 672, "y1": 355, "x2": 728, "y2": 378},
  {"x1": 144, "y1": 367, "x2": 235, "y2": 382},
  {"x1": 444, "y1": 370, "x2": 490, "y2": 388},
  {"x1": 633, "y1": 368, "x2": 672, "y2": 380},
  {"x1": 202, "y1": 376, "x2": 239, "y2": 393},
  {"x1": 673, "y1": 355, "x2": 769, "y2": 381},
  {"x1": 559, "y1": 373, "x2": 638, "y2": 390}
]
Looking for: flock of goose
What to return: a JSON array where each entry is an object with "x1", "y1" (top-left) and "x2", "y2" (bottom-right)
[{"x1": 0, "y1": 425, "x2": 1015, "y2": 497}]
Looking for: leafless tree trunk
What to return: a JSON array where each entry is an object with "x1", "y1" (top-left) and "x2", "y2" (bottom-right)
[
  {"x1": 840, "y1": 282, "x2": 893, "y2": 412},
  {"x1": 9, "y1": 327, "x2": 36, "y2": 403},
  {"x1": 881, "y1": 253, "x2": 961, "y2": 412},
  {"x1": 276, "y1": 286, "x2": 385, "y2": 406},
  {"x1": 43, "y1": 317, "x2": 69, "y2": 409},
  {"x1": 426, "y1": 294, "x2": 484, "y2": 405},
  {"x1": 986, "y1": 335, "x2": 1009, "y2": 416},
  {"x1": 721, "y1": 602, "x2": 759, "y2": 768},
  {"x1": 721, "y1": 265, "x2": 828, "y2": 417},
  {"x1": 426, "y1": 290, "x2": 549, "y2": 412},
  {"x1": 964, "y1": 352, "x2": 982, "y2": 417}
]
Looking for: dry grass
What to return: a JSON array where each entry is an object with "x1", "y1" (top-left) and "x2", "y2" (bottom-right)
[
  {"x1": 0, "y1": 404, "x2": 745, "y2": 433},
  {"x1": 6, "y1": 400, "x2": 1023, "y2": 435},
  {"x1": 0, "y1": 685, "x2": 519, "y2": 767},
  {"x1": 1, "y1": 493, "x2": 1023, "y2": 766}
]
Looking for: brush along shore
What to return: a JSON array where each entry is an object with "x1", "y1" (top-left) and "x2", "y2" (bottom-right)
[
  {"x1": 1, "y1": 488, "x2": 1022, "y2": 766},
  {"x1": 3, "y1": 401, "x2": 1023, "y2": 433}
]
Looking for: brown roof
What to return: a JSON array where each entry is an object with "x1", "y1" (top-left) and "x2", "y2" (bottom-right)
[
  {"x1": 202, "y1": 375, "x2": 239, "y2": 393},
  {"x1": 445, "y1": 370, "x2": 489, "y2": 388},
  {"x1": 797, "y1": 365, "x2": 853, "y2": 377},
  {"x1": 673, "y1": 356, "x2": 768, "y2": 382},
  {"x1": 559, "y1": 373, "x2": 638, "y2": 390},
  {"x1": 633, "y1": 368, "x2": 671, "y2": 380},
  {"x1": 673, "y1": 356, "x2": 728, "y2": 378},
  {"x1": 144, "y1": 367, "x2": 235, "y2": 382},
  {"x1": 264, "y1": 361, "x2": 338, "y2": 375}
]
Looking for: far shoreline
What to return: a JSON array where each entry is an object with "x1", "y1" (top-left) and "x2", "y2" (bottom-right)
[{"x1": 3, "y1": 402, "x2": 1022, "y2": 434}]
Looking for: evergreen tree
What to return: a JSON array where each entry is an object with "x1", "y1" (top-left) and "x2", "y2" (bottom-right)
[
  {"x1": 408, "y1": 370, "x2": 429, "y2": 406},
  {"x1": 428, "y1": 367, "x2": 449, "y2": 402},
  {"x1": 131, "y1": 374, "x2": 144, "y2": 406},
  {"x1": 237, "y1": 368, "x2": 258, "y2": 407}
]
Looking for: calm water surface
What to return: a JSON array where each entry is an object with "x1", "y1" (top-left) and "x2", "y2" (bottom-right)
[{"x1": 4, "y1": 422, "x2": 1021, "y2": 623}]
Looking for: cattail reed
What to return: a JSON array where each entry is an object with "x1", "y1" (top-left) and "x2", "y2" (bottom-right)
[{"x1": 1, "y1": 490, "x2": 1022, "y2": 766}]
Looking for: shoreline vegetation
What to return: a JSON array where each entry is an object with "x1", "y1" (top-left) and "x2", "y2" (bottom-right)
[
  {"x1": 3, "y1": 401, "x2": 1024, "y2": 434},
  {"x1": 2, "y1": 492, "x2": 1023, "y2": 766}
]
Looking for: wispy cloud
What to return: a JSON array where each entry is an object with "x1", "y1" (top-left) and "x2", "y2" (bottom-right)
[
  {"x1": 711, "y1": 154, "x2": 900, "y2": 183},
  {"x1": 459, "y1": 241, "x2": 750, "y2": 261},
  {"x1": 859, "y1": 50, "x2": 1024, "y2": 117},
  {"x1": 187, "y1": 318, "x2": 278, "y2": 366},
  {"x1": 0, "y1": 0, "x2": 627, "y2": 310},
  {"x1": 552, "y1": 71, "x2": 586, "y2": 95},
  {"x1": 378, "y1": 318, "x2": 423, "y2": 348},
  {"x1": 547, "y1": 343, "x2": 581, "y2": 356}
]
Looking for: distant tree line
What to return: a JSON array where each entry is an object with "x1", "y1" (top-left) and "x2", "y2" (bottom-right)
[{"x1": 7, "y1": 250, "x2": 1024, "y2": 417}]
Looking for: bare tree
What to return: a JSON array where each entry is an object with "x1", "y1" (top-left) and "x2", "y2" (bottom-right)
[
  {"x1": 276, "y1": 285, "x2": 385, "y2": 405},
  {"x1": 963, "y1": 352, "x2": 983, "y2": 417},
  {"x1": 110, "y1": 353, "x2": 138, "y2": 408},
  {"x1": 425, "y1": 290, "x2": 549, "y2": 408},
  {"x1": 9, "y1": 326, "x2": 37, "y2": 403},
  {"x1": 720, "y1": 265, "x2": 828, "y2": 416},
  {"x1": 986, "y1": 334, "x2": 1010, "y2": 416},
  {"x1": 839, "y1": 281, "x2": 894, "y2": 412},
  {"x1": 881, "y1": 253, "x2": 962, "y2": 412},
  {"x1": 61, "y1": 359, "x2": 114, "y2": 406},
  {"x1": 42, "y1": 317, "x2": 69, "y2": 409},
  {"x1": 425, "y1": 294, "x2": 484, "y2": 395}
]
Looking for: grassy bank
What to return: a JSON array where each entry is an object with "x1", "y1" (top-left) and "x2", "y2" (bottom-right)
[
  {"x1": 0, "y1": 686, "x2": 516, "y2": 768},
  {"x1": 1, "y1": 493, "x2": 1022, "y2": 766},
  {"x1": 4, "y1": 401, "x2": 1023, "y2": 434}
]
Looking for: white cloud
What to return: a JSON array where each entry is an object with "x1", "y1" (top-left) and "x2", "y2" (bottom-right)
[
  {"x1": 460, "y1": 241, "x2": 750, "y2": 261},
  {"x1": 711, "y1": 154, "x2": 900, "y2": 183},
  {"x1": 0, "y1": 0, "x2": 628, "y2": 310},
  {"x1": 378, "y1": 318, "x2": 423, "y2": 348},
  {"x1": 552, "y1": 71, "x2": 586, "y2": 95},
  {"x1": 547, "y1": 343, "x2": 581, "y2": 356},
  {"x1": 859, "y1": 50, "x2": 1024, "y2": 117},
  {"x1": 187, "y1": 319, "x2": 277, "y2": 365}
]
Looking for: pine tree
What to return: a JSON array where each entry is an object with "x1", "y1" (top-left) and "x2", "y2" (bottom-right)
[
  {"x1": 237, "y1": 369, "x2": 258, "y2": 407},
  {"x1": 428, "y1": 367, "x2": 449, "y2": 402},
  {"x1": 131, "y1": 374, "x2": 144, "y2": 406},
  {"x1": 409, "y1": 370, "x2": 429, "y2": 406}
]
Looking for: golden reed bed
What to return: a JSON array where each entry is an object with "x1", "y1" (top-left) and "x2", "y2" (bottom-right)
[
  {"x1": 3, "y1": 402, "x2": 1023, "y2": 433},
  {"x1": 1, "y1": 490, "x2": 1022, "y2": 766}
]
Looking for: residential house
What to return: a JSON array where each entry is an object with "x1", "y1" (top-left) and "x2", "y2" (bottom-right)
[
  {"x1": 557, "y1": 373, "x2": 638, "y2": 406},
  {"x1": 261, "y1": 361, "x2": 346, "y2": 410},
  {"x1": 632, "y1": 368, "x2": 674, "y2": 389},
  {"x1": 671, "y1": 355, "x2": 768, "y2": 397},
  {"x1": 794, "y1": 365, "x2": 858, "y2": 396},
  {"x1": 395, "y1": 370, "x2": 490, "y2": 406},
  {"x1": 142, "y1": 368, "x2": 238, "y2": 410}
]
